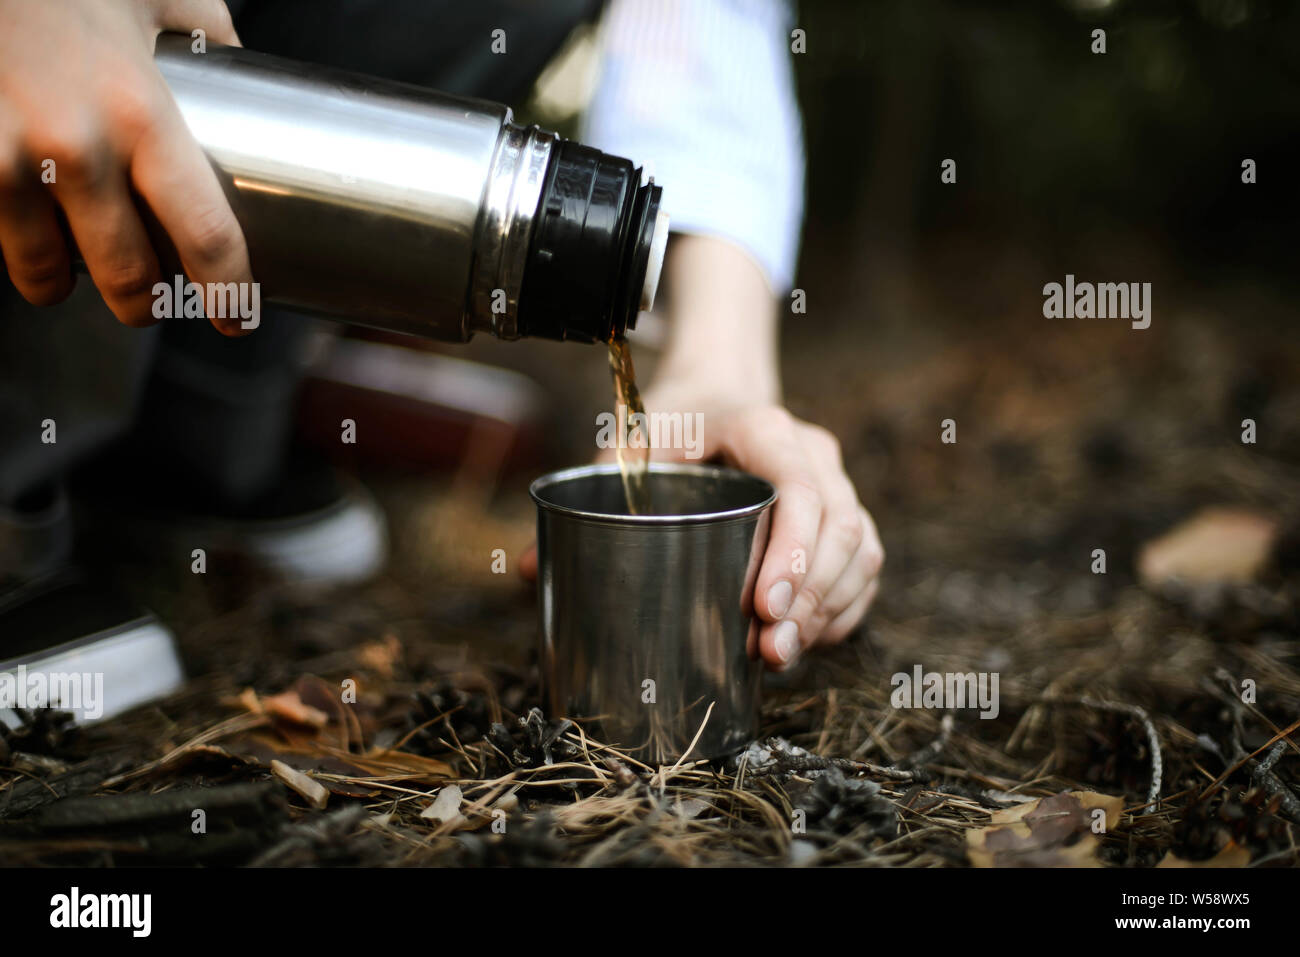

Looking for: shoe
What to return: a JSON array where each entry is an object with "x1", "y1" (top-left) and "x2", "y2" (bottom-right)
[
  {"x1": 73, "y1": 447, "x2": 388, "y2": 587},
  {"x1": 0, "y1": 569, "x2": 184, "y2": 727}
]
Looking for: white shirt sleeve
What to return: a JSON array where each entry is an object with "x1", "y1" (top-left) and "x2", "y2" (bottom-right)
[{"x1": 581, "y1": 0, "x2": 806, "y2": 293}]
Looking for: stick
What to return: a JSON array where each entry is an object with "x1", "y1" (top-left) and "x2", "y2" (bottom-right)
[
  {"x1": 1043, "y1": 695, "x2": 1162, "y2": 814},
  {"x1": 271, "y1": 760, "x2": 329, "y2": 810},
  {"x1": 1249, "y1": 741, "x2": 1300, "y2": 822},
  {"x1": 1198, "y1": 716, "x2": 1300, "y2": 803}
]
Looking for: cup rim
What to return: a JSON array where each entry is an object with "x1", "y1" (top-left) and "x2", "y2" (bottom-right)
[{"x1": 529, "y1": 462, "x2": 776, "y2": 525}]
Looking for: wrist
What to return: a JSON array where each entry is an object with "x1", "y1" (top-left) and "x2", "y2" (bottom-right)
[
  {"x1": 648, "y1": 233, "x2": 784, "y2": 405},
  {"x1": 651, "y1": 353, "x2": 780, "y2": 407}
]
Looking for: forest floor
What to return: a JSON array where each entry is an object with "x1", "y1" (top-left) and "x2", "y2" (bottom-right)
[{"x1": 2, "y1": 264, "x2": 1298, "y2": 868}]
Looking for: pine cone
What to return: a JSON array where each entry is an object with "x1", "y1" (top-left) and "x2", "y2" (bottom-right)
[
  {"x1": 1173, "y1": 787, "x2": 1291, "y2": 861},
  {"x1": 405, "y1": 681, "x2": 494, "y2": 753},
  {"x1": 486, "y1": 708, "x2": 577, "y2": 769},
  {"x1": 0, "y1": 709, "x2": 80, "y2": 758},
  {"x1": 792, "y1": 765, "x2": 897, "y2": 838}
]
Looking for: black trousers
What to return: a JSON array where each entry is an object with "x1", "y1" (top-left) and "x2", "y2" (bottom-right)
[{"x1": 0, "y1": 0, "x2": 600, "y2": 506}]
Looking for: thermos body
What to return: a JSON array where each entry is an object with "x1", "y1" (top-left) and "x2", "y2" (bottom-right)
[{"x1": 153, "y1": 35, "x2": 666, "y2": 343}]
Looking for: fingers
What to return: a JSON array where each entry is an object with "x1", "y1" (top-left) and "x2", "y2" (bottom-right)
[
  {"x1": 0, "y1": 181, "x2": 73, "y2": 305},
  {"x1": 152, "y1": 0, "x2": 242, "y2": 46},
  {"x1": 538, "y1": 396, "x2": 883, "y2": 665},
  {"x1": 823, "y1": 577, "x2": 879, "y2": 644},
  {"x1": 0, "y1": 0, "x2": 249, "y2": 329},
  {"x1": 130, "y1": 102, "x2": 252, "y2": 335},
  {"x1": 759, "y1": 484, "x2": 865, "y2": 668},
  {"x1": 806, "y1": 507, "x2": 884, "y2": 641},
  {"x1": 724, "y1": 409, "x2": 822, "y2": 624},
  {"x1": 46, "y1": 128, "x2": 162, "y2": 326},
  {"x1": 728, "y1": 416, "x2": 882, "y2": 671},
  {"x1": 781, "y1": 429, "x2": 863, "y2": 616},
  {"x1": 0, "y1": 108, "x2": 73, "y2": 305}
]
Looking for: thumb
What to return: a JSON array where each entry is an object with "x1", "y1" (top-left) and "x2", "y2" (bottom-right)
[{"x1": 156, "y1": 0, "x2": 244, "y2": 48}]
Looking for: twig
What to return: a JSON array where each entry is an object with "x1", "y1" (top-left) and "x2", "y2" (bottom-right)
[
  {"x1": 904, "y1": 713, "x2": 954, "y2": 769},
  {"x1": 1198, "y1": 716, "x2": 1300, "y2": 803},
  {"x1": 1249, "y1": 741, "x2": 1300, "y2": 822},
  {"x1": 1043, "y1": 695, "x2": 1162, "y2": 813},
  {"x1": 747, "y1": 742, "x2": 926, "y2": 784}
]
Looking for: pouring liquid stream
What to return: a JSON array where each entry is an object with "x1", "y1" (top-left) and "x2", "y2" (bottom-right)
[{"x1": 607, "y1": 337, "x2": 654, "y2": 515}]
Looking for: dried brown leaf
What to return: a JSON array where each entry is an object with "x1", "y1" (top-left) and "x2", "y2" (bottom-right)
[
  {"x1": 262, "y1": 690, "x2": 331, "y2": 730},
  {"x1": 967, "y1": 791, "x2": 1124, "y2": 867},
  {"x1": 1138, "y1": 507, "x2": 1278, "y2": 586}
]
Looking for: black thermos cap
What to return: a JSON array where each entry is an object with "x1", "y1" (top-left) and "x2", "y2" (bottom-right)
[{"x1": 517, "y1": 140, "x2": 662, "y2": 343}]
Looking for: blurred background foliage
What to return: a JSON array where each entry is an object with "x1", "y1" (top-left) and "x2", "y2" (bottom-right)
[{"x1": 794, "y1": 0, "x2": 1300, "y2": 299}]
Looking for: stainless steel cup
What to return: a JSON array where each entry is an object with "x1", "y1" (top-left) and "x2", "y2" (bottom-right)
[{"x1": 530, "y1": 463, "x2": 776, "y2": 764}]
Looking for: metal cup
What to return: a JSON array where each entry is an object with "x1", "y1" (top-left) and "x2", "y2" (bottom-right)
[{"x1": 530, "y1": 462, "x2": 775, "y2": 764}]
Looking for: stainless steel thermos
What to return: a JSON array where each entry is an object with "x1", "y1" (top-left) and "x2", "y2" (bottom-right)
[{"x1": 151, "y1": 34, "x2": 667, "y2": 343}]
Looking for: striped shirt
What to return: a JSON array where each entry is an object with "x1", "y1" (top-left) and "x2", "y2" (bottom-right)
[{"x1": 582, "y1": 0, "x2": 806, "y2": 292}]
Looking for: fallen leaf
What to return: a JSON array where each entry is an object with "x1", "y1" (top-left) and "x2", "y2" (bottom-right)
[
  {"x1": 967, "y1": 790, "x2": 1123, "y2": 867},
  {"x1": 358, "y1": 634, "x2": 403, "y2": 678},
  {"x1": 290, "y1": 675, "x2": 365, "y2": 751},
  {"x1": 1138, "y1": 507, "x2": 1278, "y2": 586},
  {"x1": 421, "y1": 783, "x2": 465, "y2": 829},
  {"x1": 262, "y1": 690, "x2": 330, "y2": 730}
]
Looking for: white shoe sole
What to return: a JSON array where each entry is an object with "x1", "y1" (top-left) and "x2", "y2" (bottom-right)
[{"x1": 0, "y1": 613, "x2": 184, "y2": 727}]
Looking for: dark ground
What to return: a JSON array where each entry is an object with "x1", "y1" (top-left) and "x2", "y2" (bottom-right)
[{"x1": 2, "y1": 245, "x2": 1296, "y2": 867}]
